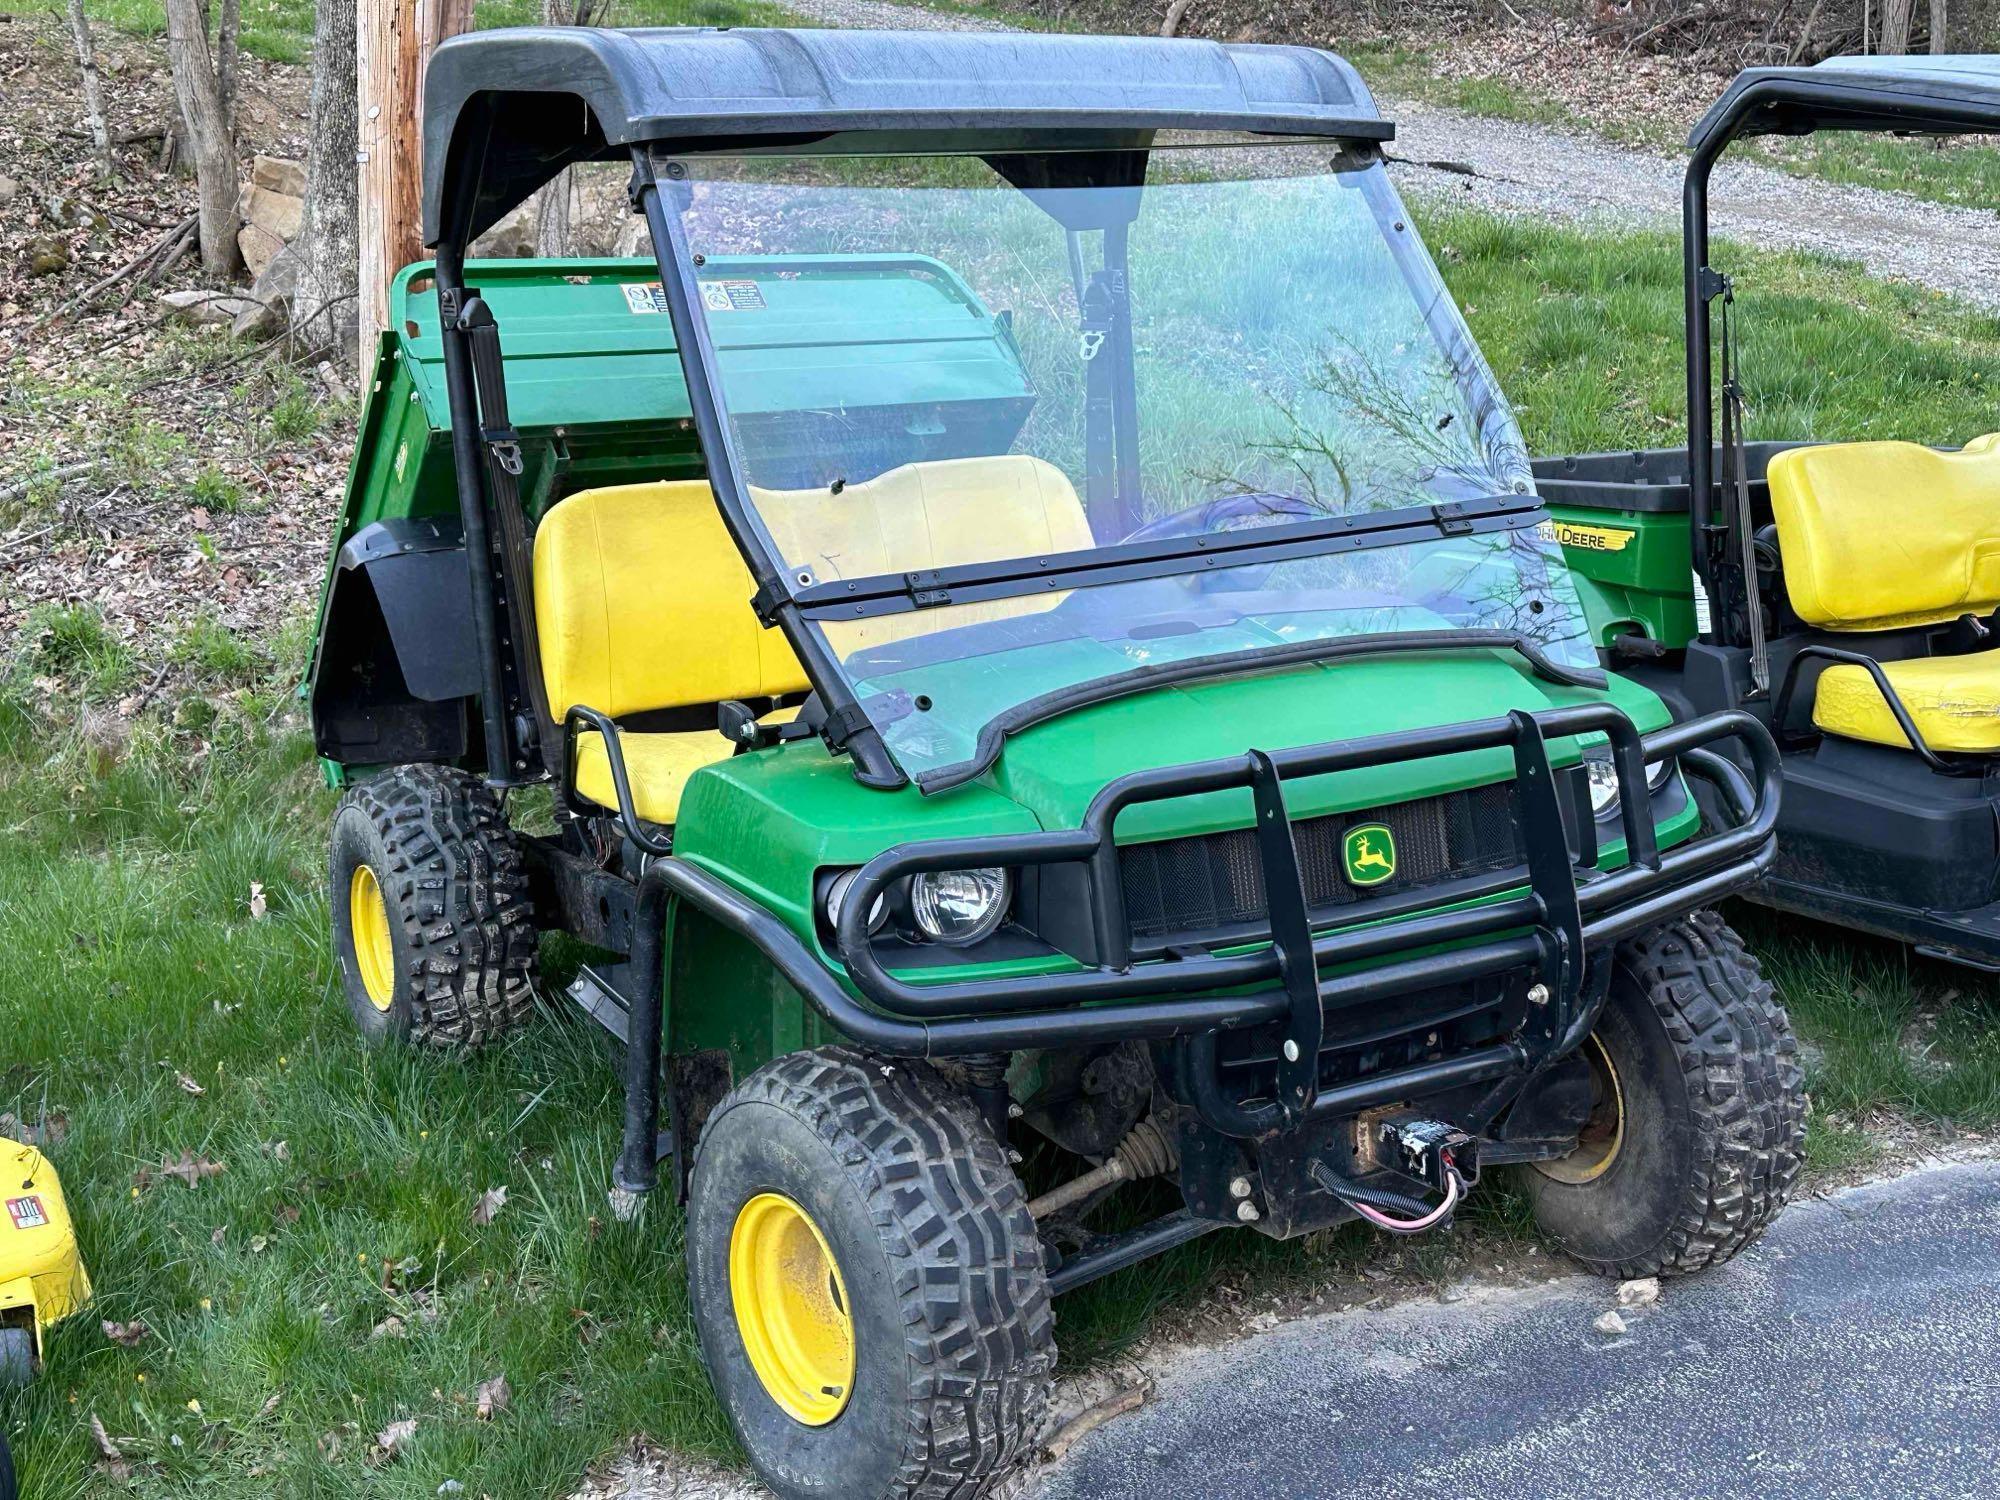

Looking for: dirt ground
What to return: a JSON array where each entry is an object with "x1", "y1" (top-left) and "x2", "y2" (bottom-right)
[{"x1": 0, "y1": 11, "x2": 344, "y2": 694}]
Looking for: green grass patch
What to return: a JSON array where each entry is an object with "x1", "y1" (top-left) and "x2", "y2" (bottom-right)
[
  {"x1": 84, "y1": 0, "x2": 800, "y2": 63},
  {"x1": 1429, "y1": 206, "x2": 2000, "y2": 455},
  {"x1": 1759, "y1": 130, "x2": 2000, "y2": 212}
]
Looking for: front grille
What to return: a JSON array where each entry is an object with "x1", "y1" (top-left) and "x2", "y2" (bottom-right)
[{"x1": 1119, "y1": 783, "x2": 1524, "y2": 943}]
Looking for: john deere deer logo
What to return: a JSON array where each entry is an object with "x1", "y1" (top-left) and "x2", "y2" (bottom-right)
[{"x1": 1342, "y1": 824, "x2": 1397, "y2": 887}]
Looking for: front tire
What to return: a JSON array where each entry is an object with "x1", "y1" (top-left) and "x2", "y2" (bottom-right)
[
  {"x1": 688, "y1": 1047, "x2": 1055, "y2": 1500},
  {"x1": 1526, "y1": 910, "x2": 1805, "y2": 1277},
  {"x1": 328, "y1": 763, "x2": 538, "y2": 1048}
]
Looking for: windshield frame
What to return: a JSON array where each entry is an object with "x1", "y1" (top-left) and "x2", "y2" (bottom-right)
[{"x1": 630, "y1": 136, "x2": 1554, "y2": 787}]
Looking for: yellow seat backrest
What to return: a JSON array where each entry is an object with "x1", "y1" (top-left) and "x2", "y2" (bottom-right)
[
  {"x1": 532, "y1": 457, "x2": 1094, "y2": 717},
  {"x1": 1768, "y1": 434, "x2": 2000, "y2": 632},
  {"x1": 533, "y1": 479, "x2": 808, "y2": 718},
  {"x1": 754, "y1": 455, "x2": 1093, "y2": 654}
]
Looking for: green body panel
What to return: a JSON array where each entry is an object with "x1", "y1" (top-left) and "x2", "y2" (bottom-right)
[{"x1": 1542, "y1": 507, "x2": 1700, "y2": 649}]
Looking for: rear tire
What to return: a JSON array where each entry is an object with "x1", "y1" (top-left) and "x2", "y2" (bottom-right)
[
  {"x1": 1525, "y1": 910, "x2": 1805, "y2": 1278},
  {"x1": 687, "y1": 1046, "x2": 1055, "y2": 1500},
  {"x1": 0, "y1": 1423, "x2": 15, "y2": 1500},
  {"x1": 0, "y1": 1327, "x2": 31, "y2": 1388},
  {"x1": 328, "y1": 764, "x2": 538, "y2": 1048}
]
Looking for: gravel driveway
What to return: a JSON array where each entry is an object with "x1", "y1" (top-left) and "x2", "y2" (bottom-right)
[{"x1": 780, "y1": 0, "x2": 2000, "y2": 310}]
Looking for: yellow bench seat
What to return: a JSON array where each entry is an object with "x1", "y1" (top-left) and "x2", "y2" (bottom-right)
[
  {"x1": 1812, "y1": 653, "x2": 2000, "y2": 753},
  {"x1": 573, "y1": 709, "x2": 797, "y2": 827}
]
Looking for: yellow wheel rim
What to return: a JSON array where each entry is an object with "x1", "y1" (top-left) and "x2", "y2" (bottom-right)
[
  {"x1": 729, "y1": 1192, "x2": 855, "y2": 1426},
  {"x1": 348, "y1": 864, "x2": 397, "y2": 1012},
  {"x1": 1534, "y1": 1033, "x2": 1626, "y2": 1185}
]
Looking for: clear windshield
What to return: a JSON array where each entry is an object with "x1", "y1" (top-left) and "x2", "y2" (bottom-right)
[{"x1": 666, "y1": 142, "x2": 1596, "y2": 778}]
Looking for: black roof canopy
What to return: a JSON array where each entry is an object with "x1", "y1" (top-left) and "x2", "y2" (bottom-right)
[
  {"x1": 1689, "y1": 53, "x2": 2000, "y2": 155},
  {"x1": 421, "y1": 26, "x2": 1389, "y2": 244}
]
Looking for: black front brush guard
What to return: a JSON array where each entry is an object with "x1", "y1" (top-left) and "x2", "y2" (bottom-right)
[{"x1": 611, "y1": 704, "x2": 1778, "y2": 1194}]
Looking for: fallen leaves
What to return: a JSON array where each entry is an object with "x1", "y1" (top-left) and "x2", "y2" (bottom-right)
[
  {"x1": 469, "y1": 1185, "x2": 507, "y2": 1227},
  {"x1": 174, "y1": 1070, "x2": 205, "y2": 1096},
  {"x1": 474, "y1": 1373, "x2": 510, "y2": 1420},
  {"x1": 89, "y1": 1410, "x2": 131, "y2": 1479},
  {"x1": 100, "y1": 1318, "x2": 149, "y2": 1348},
  {"x1": 0, "y1": 1110, "x2": 67, "y2": 1147},
  {"x1": 372, "y1": 1416, "x2": 418, "y2": 1461},
  {"x1": 132, "y1": 1150, "x2": 225, "y2": 1192}
]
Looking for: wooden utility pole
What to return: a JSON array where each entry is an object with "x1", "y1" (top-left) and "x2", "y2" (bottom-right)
[{"x1": 356, "y1": 0, "x2": 472, "y2": 369}]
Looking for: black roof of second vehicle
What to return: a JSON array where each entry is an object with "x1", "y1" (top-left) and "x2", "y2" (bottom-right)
[
  {"x1": 1689, "y1": 53, "x2": 2000, "y2": 155},
  {"x1": 421, "y1": 26, "x2": 1388, "y2": 244}
]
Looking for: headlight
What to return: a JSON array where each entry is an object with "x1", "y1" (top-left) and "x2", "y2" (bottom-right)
[
  {"x1": 1584, "y1": 752, "x2": 1620, "y2": 820},
  {"x1": 824, "y1": 869, "x2": 887, "y2": 936},
  {"x1": 909, "y1": 868, "x2": 1011, "y2": 946}
]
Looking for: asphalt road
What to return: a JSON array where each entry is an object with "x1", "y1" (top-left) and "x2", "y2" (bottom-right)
[{"x1": 1034, "y1": 1160, "x2": 2000, "y2": 1500}]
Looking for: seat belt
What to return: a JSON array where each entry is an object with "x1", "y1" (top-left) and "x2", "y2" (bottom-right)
[
  {"x1": 1716, "y1": 275, "x2": 1769, "y2": 696},
  {"x1": 462, "y1": 295, "x2": 564, "y2": 777}
]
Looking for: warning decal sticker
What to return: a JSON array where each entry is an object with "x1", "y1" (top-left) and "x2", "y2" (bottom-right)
[
  {"x1": 621, "y1": 282, "x2": 671, "y2": 315},
  {"x1": 698, "y1": 279, "x2": 767, "y2": 312},
  {"x1": 6, "y1": 1196, "x2": 48, "y2": 1231}
]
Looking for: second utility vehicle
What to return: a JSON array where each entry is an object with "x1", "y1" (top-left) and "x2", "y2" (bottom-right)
[
  {"x1": 1539, "y1": 56, "x2": 2000, "y2": 969},
  {"x1": 307, "y1": 28, "x2": 1806, "y2": 1499}
]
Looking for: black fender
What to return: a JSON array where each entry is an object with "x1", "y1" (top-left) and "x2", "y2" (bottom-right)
[{"x1": 308, "y1": 516, "x2": 482, "y2": 767}]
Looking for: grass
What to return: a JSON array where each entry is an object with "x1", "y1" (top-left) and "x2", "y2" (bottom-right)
[
  {"x1": 80, "y1": 0, "x2": 798, "y2": 65},
  {"x1": 7, "y1": 210, "x2": 2000, "y2": 1493}
]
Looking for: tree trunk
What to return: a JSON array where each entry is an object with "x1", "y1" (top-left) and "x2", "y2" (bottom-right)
[
  {"x1": 1930, "y1": 0, "x2": 1947, "y2": 51},
  {"x1": 1880, "y1": 0, "x2": 1914, "y2": 52},
  {"x1": 356, "y1": 0, "x2": 473, "y2": 369},
  {"x1": 216, "y1": 0, "x2": 241, "y2": 135},
  {"x1": 295, "y1": 0, "x2": 359, "y2": 363},
  {"x1": 528, "y1": 0, "x2": 604, "y2": 259},
  {"x1": 163, "y1": 0, "x2": 242, "y2": 278},
  {"x1": 64, "y1": 0, "x2": 114, "y2": 177}
]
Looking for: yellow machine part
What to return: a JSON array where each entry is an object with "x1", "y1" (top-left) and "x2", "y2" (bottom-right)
[
  {"x1": 1767, "y1": 433, "x2": 2000, "y2": 632},
  {"x1": 0, "y1": 1137, "x2": 91, "y2": 1362}
]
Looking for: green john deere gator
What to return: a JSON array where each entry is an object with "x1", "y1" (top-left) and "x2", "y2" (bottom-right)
[{"x1": 306, "y1": 26, "x2": 1806, "y2": 1498}]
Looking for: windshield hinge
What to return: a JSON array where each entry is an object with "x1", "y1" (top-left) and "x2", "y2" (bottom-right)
[
  {"x1": 1433, "y1": 503, "x2": 1476, "y2": 536},
  {"x1": 905, "y1": 570, "x2": 953, "y2": 609},
  {"x1": 748, "y1": 578, "x2": 788, "y2": 624}
]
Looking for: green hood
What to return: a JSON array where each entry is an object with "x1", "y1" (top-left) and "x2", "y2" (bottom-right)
[{"x1": 966, "y1": 647, "x2": 1669, "y2": 839}]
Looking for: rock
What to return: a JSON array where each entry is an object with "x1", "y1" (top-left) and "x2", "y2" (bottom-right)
[
  {"x1": 159, "y1": 288, "x2": 262, "y2": 326},
  {"x1": 25, "y1": 235, "x2": 69, "y2": 276},
  {"x1": 1615, "y1": 1276, "x2": 1661, "y2": 1310},
  {"x1": 238, "y1": 221, "x2": 286, "y2": 279},
  {"x1": 230, "y1": 298, "x2": 280, "y2": 340},
  {"x1": 1592, "y1": 1309, "x2": 1628, "y2": 1337},
  {"x1": 238, "y1": 184, "x2": 303, "y2": 242},
  {"x1": 471, "y1": 199, "x2": 538, "y2": 259},
  {"x1": 250, "y1": 154, "x2": 306, "y2": 198},
  {"x1": 0, "y1": 176, "x2": 18, "y2": 203}
]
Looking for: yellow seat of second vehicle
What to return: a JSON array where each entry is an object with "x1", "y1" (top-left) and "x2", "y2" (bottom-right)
[{"x1": 1767, "y1": 434, "x2": 2000, "y2": 752}]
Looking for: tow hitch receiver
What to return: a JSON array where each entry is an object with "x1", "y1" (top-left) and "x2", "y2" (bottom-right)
[{"x1": 1359, "y1": 1109, "x2": 1478, "y2": 1196}]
